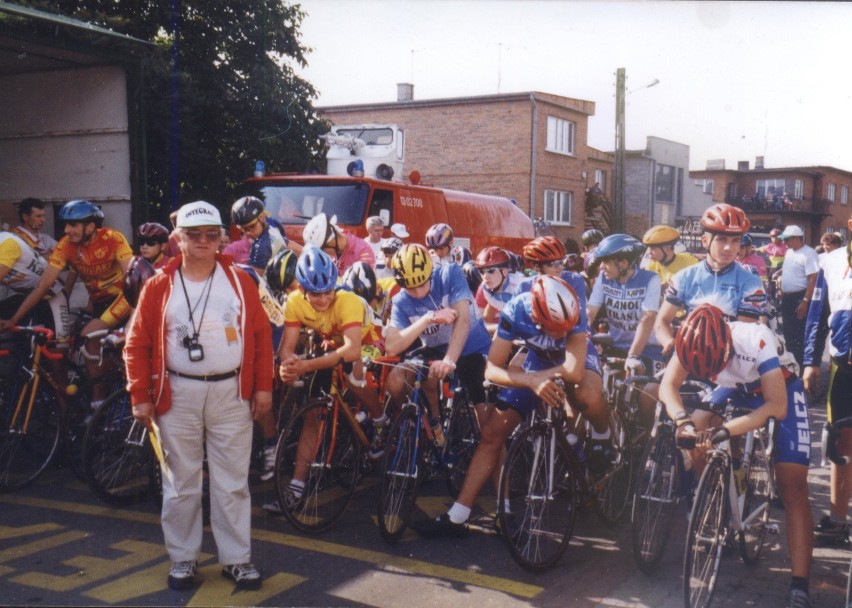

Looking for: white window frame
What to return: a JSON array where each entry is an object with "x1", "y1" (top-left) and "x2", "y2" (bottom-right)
[
  {"x1": 828, "y1": 183, "x2": 836, "y2": 202},
  {"x1": 594, "y1": 169, "x2": 606, "y2": 193},
  {"x1": 794, "y1": 179, "x2": 804, "y2": 199},
  {"x1": 842, "y1": 185, "x2": 849, "y2": 205},
  {"x1": 544, "y1": 189, "x2": 572, "y2": 225},
  {"x1": 546, "y1": 116, "x2": 575, "y2": 156}
]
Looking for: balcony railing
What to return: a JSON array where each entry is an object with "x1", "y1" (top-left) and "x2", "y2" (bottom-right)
[{"x1": 724, "y1": 195, "x2": 831, "y2": 215}]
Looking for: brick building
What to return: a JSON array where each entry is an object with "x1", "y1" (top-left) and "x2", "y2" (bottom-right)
[
  {"x1": 690, "y1": 158, "x2": 852, "y2": 244},
  {"x1": 320, "y1": 85, "x2": 614, "y2": 246}
]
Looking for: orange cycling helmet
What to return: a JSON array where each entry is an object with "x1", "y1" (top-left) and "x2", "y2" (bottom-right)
[
  {"x1": 642, "y1": 225, "x2": 680, "y2": 246},
  {"x1": 700, "y1": 203, "x2": 750, "y2": 235},
  {"x1": 474, "y1": 246, "x2": 511, "y2": 269},
  {"x1": 675, "y1": 304, "x2": 733, "y2": 379},
  {"x1": 530, "y1": 275, "x2": 580, "y2": 334},
  {"x1": 523, "y1": 236, "x2": 566, "y2": 263}
]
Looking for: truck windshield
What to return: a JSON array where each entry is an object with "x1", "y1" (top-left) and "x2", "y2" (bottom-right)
[{"x1": 240, "y1": 183, "x2": 369, "y2": 226}]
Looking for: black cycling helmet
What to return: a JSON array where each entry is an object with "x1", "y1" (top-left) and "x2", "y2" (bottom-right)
[
  {"x1": 265, "y1": 249, "x2": 297, "y2": 295},
  {"x1": 462, "y1": 260, "x2": 482, "y2": 294},
  {"x1": 342, "y1": 261, "x2": 379, "y2": 303},
  {"x1": 59, "y1": 200, "x2": 104, "y2": 226},
  {"x1": 231, "y1": 196, "x2": 265, "y2": 227},
  {"x1": 122, "y1": 256, "x2": 156, "y2": 308},
  {"x1": 581, "y1": 228, "x2": 604, "y2": 247}
]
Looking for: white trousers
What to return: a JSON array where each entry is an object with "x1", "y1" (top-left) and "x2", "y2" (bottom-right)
[{"x1": 159, "y1": 374, "x2": 253, "y2": 565}]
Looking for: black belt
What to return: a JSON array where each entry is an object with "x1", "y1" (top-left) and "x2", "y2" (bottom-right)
[{"x1": 168, "y1": 368, "x2": 240, "y2": 382}]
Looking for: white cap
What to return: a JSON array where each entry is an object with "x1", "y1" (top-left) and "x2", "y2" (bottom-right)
[
  {"x1": 176, "y1": 201, "x2": 223, "y2": 228},
  {"x1": 778, "y1": 225, "x2": 804, "y2": 240},
  {"x1": 390, "y1": 223, "x2": 409, "y2": 238}
]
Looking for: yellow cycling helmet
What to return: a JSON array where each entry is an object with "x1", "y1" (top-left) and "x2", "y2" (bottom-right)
[
  {"x1": 642, "y1": 225, "x2": 680, "y2": 246},
  {"x1": 392, "y1": 243, "x2": 433, "y2": 288}
]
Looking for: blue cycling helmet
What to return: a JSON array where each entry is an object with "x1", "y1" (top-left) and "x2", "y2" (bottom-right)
[
  {"x1": 296, "y1": 245, "x2": 338, "y2": 293},
  {"x1": 740, "y1": 233, "x2": 754, "y2": 247},
  {"x1": 59, "y1": 199, "x2": 104, "y2": 224},
  {"x1": 593, "y1": 233, "x2": 645, "y2": 266}
]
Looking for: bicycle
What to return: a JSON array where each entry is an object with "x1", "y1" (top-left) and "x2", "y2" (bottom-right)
[
  {"x1": 682, "y1": 402, "x2": 778, "y2": 608},
  {"x1": 494, "y1": 378, "x2": 633, "y2": 572},
  {"x1": 820, "y1": 414, "x2": 852, "y2": 608},
  {"x1": 375, "y1": 353, "x2": 480, "y2": 544}
]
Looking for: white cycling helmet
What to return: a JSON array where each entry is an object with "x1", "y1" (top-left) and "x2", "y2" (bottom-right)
[{"x1": 302, "y1": 213, "x2": 339, "y2": 248}]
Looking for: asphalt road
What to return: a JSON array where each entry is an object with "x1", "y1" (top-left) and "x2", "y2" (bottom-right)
[{"x1": 0, "y1": 380, "x2": 848, "y2": 607}]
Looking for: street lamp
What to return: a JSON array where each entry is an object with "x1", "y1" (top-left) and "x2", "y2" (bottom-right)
[{"x1": 613, "y1": 69, "x2": 659, "y2": 233}]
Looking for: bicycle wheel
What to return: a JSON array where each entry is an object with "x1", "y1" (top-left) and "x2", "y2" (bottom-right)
[
  {"x1": 683, "y1": 456, "x2": 728, "y2": 608},
  {"x1": 0, "y1": 373, "x2": 61, "y2": 491},
  {"x1": 275, "y1": 398, "x2": 361, "y2": 533},
  {"x1": 82, "y1": 388, "x2": 156, "y2": 505},
  {"x1": 444, "y1": 390, "x2": 479, "y2": 498},
  {"x1": 738, "y1": 430, "x2": 774, "y2": 563},
  {"x1": 594, "y1": 409, "x2": 633, "y2": 525},
  {"x1": 846, "y1": 550, "x2": 852, "y2": 608},
  {"x1": 378, "y1": 403, "x2": 422, "y2": 543},
  {"x1": 631, "y1": 428, "x2": 681, "y2": 574},
  {"x1": 497, "y1": 423, "x2": 578, "y2": 572}
]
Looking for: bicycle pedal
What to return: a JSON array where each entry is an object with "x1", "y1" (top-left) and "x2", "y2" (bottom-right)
[{"x1": 765, "y1": 523, "x2": 780, "y2": 535}]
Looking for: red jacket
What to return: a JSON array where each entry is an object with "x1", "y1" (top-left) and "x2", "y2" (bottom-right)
[{"x1": 124, "y1": 253, "x2": 273, "y2": 416}]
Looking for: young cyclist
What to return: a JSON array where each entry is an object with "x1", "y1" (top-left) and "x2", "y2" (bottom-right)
[
  {"x1": 661, "y1": 304, "x2": 813, "y2": 608},
  {"x1": 302, "y1": 212, "x2": 374, "y2": 275},
  {"x1": 231, "y1": 196, "x2": 299, "y2": 277},
  {"x1": 136, "y1": 222, "x2": 172, "y2": 270},
  {"x1": 425, "y1": 223, "x2": 456, "y2": 267},
  {"x1": 472, "y1": 246, "x2": 526, "y2": 335},
  {"x1": 641, "y1": 224, "x2": 698, "y2": 287},
  {"x1": 417, "y1": 276, "x2": 584, "y2": 536},
  {"x1": 737, "y1": 233, "x2": 769, "y2": 283}
]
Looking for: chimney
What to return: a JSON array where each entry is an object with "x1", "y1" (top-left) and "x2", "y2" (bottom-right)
[
  {"x1": 755, "y1": 156, "x2": 764, "y2": 170},
  {"x1": 397, "y1": 83, "x2": 414, "y2": 102},
  {"x1": 737, "y1": 160, "x2": 750, "y2": 171}
]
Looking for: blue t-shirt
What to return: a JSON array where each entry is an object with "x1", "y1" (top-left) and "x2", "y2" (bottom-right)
[
  {"x1": 589, "y1": 268, "x2": 661, "y2": 352},
  {"x1": 390, "y1": 263, "x2": 491, "y2": 356},
  {"x1": 666, "y1": 260, "x2": 766, "y2": 319},
  {"x1": 513, "y1": 270, "x2": 589, "y2": 336}
]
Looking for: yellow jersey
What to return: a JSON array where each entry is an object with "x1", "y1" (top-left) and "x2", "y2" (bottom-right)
[
  {"x1": 49, "y1": 228, "x2": 133, "y2": 302},
  {"x1": 645, "y1": 252, "x2": 699, "y2": 287},
  {"x1": 284, "y1": 289, "x2": 376, "y2": 346}
]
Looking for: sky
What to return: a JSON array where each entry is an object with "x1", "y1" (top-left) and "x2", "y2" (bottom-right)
[{"x1": 290, "y1": 0, "x2": 852, "y2": 172}]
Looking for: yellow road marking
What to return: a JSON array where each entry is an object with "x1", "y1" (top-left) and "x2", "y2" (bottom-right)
[
  {"x1": 0, "y1": 529, "x2": 86, "y2": 564},
  {"x1": 188, "y1": 568, "x2": 307, "y2": 607},
  {"x1": 0, "y1": 522, "x2": 64, "y2": 540}
]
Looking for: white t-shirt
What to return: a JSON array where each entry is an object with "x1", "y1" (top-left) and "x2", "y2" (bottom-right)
[
  {"x1": 166, "y1": 266, "x2": 243, "y2": 375},
  {"x1": 781, "y1": 245, "x2": 819, "y2": 293}
]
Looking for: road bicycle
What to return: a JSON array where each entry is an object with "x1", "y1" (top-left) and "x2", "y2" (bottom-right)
[
  {"x1": 820, "y1": 414, "x2": 852, "y2": 608},
  {"x1": 494, "y1": 378, "x2": 633, "y2": 572},
  {"x1": 376, "y1": 354, "x2": 480, "y2": 544},
  {"x1": 683, "y1": 402, "x2": 778, "y2": 608}
]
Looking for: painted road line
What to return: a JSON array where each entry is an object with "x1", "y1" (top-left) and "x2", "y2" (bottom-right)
[
  {"x1": 0, "y1": 529, "x2": 87, "y2": 565},
  {"x1": 0, "y1": 493, "x2": 544, "y2": 600},
  {"x1": 0, "y1": 523, "x2": 64, "y2": 540},
  {"x1": 187, "y1": 568, "x2": 307, "y2": 607}
]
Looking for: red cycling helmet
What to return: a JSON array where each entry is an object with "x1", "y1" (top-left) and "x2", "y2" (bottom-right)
[
  {"x1": 523, "y1": 236, "x2": 566, "y2": 263},
  {"x1": 123, "y1": 256, "x2": 156, "y2": 308},
  {"x1": 700, "y1": 204, "x2": 750, "y2": 236},
  {"x1": 530, "y1": 275, "x2": 580, "y2": 334},
  {"x1": 137, "y1": 222, "x2": 170, "y2": 243},
  {"x1": 675, "y1": 304, "x2": 733, "y2": 379},
  {"x1": 474, "y1": 246, "x2": 511, "y2": 269}
]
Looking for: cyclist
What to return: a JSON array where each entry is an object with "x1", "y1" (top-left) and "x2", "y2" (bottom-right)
[
  {"x1": 0, "y1": 200, "x2": 134, "y2": 409},
  {"x1": 341, "y1": 261, "x2": 386, "y2": 342},
  {"x1": 581, "y1": 228, "x2": 604, "y2": 281},
  {"x1": 416, "y1": 275, "x2": 586, "y2": 536},
  {"x1": 231, "y1": 196, "x2": 300, "y2": 277},
  {"x1": 384, "y1": 243, "x2": 491, "y2": 455},
  {"x1": 661, "y1": 304, "x2": 813, "y2": 608},
  {"x1": 302, "y1": 212, "x2": 374, "y2": 275},
  {"x1": 641, "y1": 224, "x2": 698, "y2": 287},
  {"x1": 737, "y1": 233, "x2": 769, "y2": 283},
  {"x1": 759, "y1": 227, "x2": 787, "y2": 306},
  {"x1": 655, "y1": 203, "x2": 765, "y2": 353},
  {"x1": 136, "y1": 222, "x2": 172, "y2": 270},
  {"x1": 803, "y1": 214, "x2": 852, "y2": 547},
  {"x1": 473, "y1": 246, "x2": 526, "y2": 335},
  {"x1": 425, "y1": 223, "x2": 455, "y2": 267},
  {"x1": 13, "y1": 197, "x2": 57, "y2": 257},
  {"x1": 276, "y1": 246, "x2": 388, "y2": 507}
]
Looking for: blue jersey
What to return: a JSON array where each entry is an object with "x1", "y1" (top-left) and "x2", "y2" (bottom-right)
[
  {"x1": 666, "y1": 260, "x2": 766, "y2": 319},
  {"x1": 390, "y1": 263, "x2": 491, "y2": 355},
  {"x1": 589, "y1": 268, "x2": 661, "y2": 352},
  {"x1": 513, "y1": 270, "x2": 589, "y2": 336},
  {"x1": 804, "y1": 247, "x2": 851, "y2": 364}
]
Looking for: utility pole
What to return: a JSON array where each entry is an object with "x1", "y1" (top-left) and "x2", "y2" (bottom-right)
[{"x1": 613, "y1": 67, "x2": 626, "y2": 234}]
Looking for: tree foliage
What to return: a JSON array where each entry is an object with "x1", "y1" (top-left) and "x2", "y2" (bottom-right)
[{"x1": 12, "y1": 0, "x2": 329, "y2": 219}]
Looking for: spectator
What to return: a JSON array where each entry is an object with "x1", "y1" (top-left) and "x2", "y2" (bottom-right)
[
  {"x1": 778, "y1": 225, "x2": 819, "y2": 367},
  {"x1": 13, "y1": 197, "x2": 57, "y2": 257}
]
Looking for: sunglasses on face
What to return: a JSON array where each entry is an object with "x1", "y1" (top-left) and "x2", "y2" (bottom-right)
[
  {"x1": 139, "y1": 238, "x2": 162, "y2": 247},
  {"x1": 183, "y1": 229, "x2": 221, "y2": 242}
]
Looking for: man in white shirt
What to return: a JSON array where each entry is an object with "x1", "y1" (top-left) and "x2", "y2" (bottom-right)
[
  {"x1": 778, "y1": 225, "x2": 819, "y2": 366},
  {"x1": 365, "y1": 216, "x2": 385, "y2": 271}
]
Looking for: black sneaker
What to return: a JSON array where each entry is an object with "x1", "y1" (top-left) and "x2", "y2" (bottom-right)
[
  {"x1": 814, "y1": 515, "x2": 849, "y2": 547},
  {"x1": 412, "y1": 513, "x2": 468, "y2": 538},
  {"x1": 167, "y1": 560, "x2": 198, "y2": 590},
  {"x1": 787, "y1": 588, "x2": 812, "y2": 608},
  {"x1": 587, "y1": 438, "x2": 615, "y2": 476},
  {"x1": 222, "y1": 562, "x2": 262, "y2": 590}
]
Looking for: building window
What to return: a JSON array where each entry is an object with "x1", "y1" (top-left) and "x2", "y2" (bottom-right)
[
  {"x1": 546, "y1": 116, "x2": 575, "y2": 156},
  {"x1": 755, "y1": 179, "x2": 786, "y2": 199},
  {"x1": 655, "y1": 164, "x2": 675, "y2": 203},
  {"x1": 842, "y1": 185, "x2": 849, "y2": 205},
  {"x1": 701, "y1": 179, "x2": 713, "y2": 194},
  {"x1": 828, "y1": 183, "x2": 836, "y2": 202},
  {"x1": 544, "y1": 190, "x2": 572, "y2": 225},
  {"x1": 794, "y1": 179, "x2": 803, "y2": 199},
  {"x1": 594, "y1": 169, "x2": 606, "y2": 193}
]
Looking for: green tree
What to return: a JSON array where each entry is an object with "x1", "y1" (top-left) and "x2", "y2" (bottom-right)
[{"x1": 15, "y1": 0, "x2": 328, "y2": 220}]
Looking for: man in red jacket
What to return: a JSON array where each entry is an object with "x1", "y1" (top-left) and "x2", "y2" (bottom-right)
[{"x1": 125, "y1": 201, "x2": 273, "y2": 592}]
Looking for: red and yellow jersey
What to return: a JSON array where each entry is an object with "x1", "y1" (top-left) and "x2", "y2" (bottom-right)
[
  {"x1": 284, "y1": 288, "x2": 375, "y2": 347},
  {"x1": 49, "y1": 228, "x2": 133, "y2": 301}
]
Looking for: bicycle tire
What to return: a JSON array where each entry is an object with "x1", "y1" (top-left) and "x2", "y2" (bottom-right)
[
  {"x1": 443, "y1": 389, "x2": 479, "y2": 498},
  {"x1": 0, "y1": 372, "x2": 62, "y2": 491},
  {"x1": 594, "y1": 409, "x2": 633, "y2": 525},
  {"x1": 81, "y1": 388, "x2": 156, "y2": 505},
  {"x1": 846, "y1": 550, "x2": 852, "y2": 608},
  {"x1": 497, "y1": 422, "x2": 578, "y2": 572},
  {"x1": 683, "y1": 455, "x2": 728, "y2": 608},
  {"x1": 378, "y1": 403, "x2": 421, "y2": 543},
  {"x1": 275, "y1": 398, "x2": 361, "y2": 533},
  {"x1": 738, "y1": 429, "x2": 774, "y2": 564},
  {"x1": 631, "y1": 427, "x2": 681, "y2": 574}
]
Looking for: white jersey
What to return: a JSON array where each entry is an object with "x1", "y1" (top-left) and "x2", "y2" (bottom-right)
[
  {"x1": 0, "y1": 231, "x2": 61, "y2": 295},
  {"x1": 713, "y1": 321, "x2": 782, "y2": 388}
]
